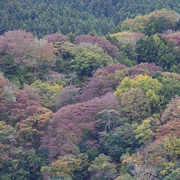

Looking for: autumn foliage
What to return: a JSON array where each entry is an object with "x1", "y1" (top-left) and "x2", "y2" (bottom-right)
[
  {"x1": 75, "y1": 35, "x2": 119, "y2": 58},
  {"x1": 40, "y1": 93, "x2": 119, "y2": 160},
  {"x1": 162, "y1": 32, "x2": 180, "y2": 46},
  {"x1": 0, "y1": 8, "x2": 180, "y2": 179}
]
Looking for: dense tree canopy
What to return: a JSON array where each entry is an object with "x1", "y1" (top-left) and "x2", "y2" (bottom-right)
[
  {"x1": 1, "y1": 6, "x2": 180, "y2": 180},
  {"x1": 0, "y1": 1, "x2": 180, "y2": 37}
]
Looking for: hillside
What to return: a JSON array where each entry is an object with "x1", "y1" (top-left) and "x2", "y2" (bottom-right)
[{"x1": 0, "y1": 7, "x2": 180, "y2": 180}]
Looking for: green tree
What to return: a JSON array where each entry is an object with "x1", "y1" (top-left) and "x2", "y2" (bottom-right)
[
  {"x1": 88, "y1": 154, "x2": 117, "y2": 180},
  {"x1": 30, "y1": 80, "x2": 63, "y2": 110},
  {"x1": 157, "y1": 72, "x2": 180, "y2": 108},
  {"x1": 99, "y1": 124, "x2": 137, "y2": 162},
  {"x1": 135, "y1": 116, "x2": 160, "y2": 144},
  {"x1": 70, "y1": 43, "x2": 113, "y2": 78},
  {"x1": 164, "y1": 168, "x2": 180, "y2": 180},
  {"x1": 41, "y1": 154, "x2": 85, "y2": 179},
  {"x1": 114, "y1": 74, "x2": 162, "y2": 113},
  {"x1": 120, "y1": 88, "x2": 151, "y2": 122}
]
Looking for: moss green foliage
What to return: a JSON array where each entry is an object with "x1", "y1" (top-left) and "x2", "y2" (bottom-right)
[
  {"x1": 88, "y1": 154, "x2": 117, "y2": 180},
  {"x1": 135, "y1": 116, "x2": 160, "y2": 144},
  {"x1": 114, "y1": 74, "x2": 162, "y2": 114},
  {"x1": 121, "y1": 9, "x2": 179, "y2": 34},
  {"x1": 70, "y1": 43, "x2": 113, "y2": 78}
]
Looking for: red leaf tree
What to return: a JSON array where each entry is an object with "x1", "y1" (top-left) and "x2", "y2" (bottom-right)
[
  {"x1": 80, "y1": 64, "x2": 127, "y2": 102},
  {"x1": 0, "y1": 30, "x2": 34, "y2": 57},
  {"x1": 126, "y1": 63, "x2": 163, "y2": 78},
  {"x1": 40, "y1": 93, "x2": 119, "y2": 160},
  {"x1": 162, "y1": 32, "x2": 180, "y2": 47},
  {"x1": 43, "y1": 34, "x2": 70, "y2": 44},
  {"x1": 75, "y1": 35, "x2": 119, "y2": 58}
]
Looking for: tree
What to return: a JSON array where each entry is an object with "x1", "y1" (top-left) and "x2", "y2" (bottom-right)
[
  {"x1": 136, "y1": 34, "x2": 178, "y2": 71},
  {"x1": 25, "y1": 38, "x2": 55, "y2": 75},
  {"x1": 97, "y1": 109, "x2": 123, "y2": 133},
  {"x1": 161, "y1": 96, "x2": 180, "y2": 124},
  {"x1": 30, "y1": 80, "x2": 63, "y2": 110},
  {"x1": 0, "y1": 121, "x2": 15, "y2": 144},
  {"x1": 41, "y1": 154, "x2": 82, "y2": 179},
  {"x1": 121, "y1": 88, "x2": 151, "y2": 122},
  {"x1": 94, "y1": 64, "x2": 127, "y2": 77},
  {"x1": 135, "y1": 116, "x2": 160, "y2": 144},
  {"x1": 40, "y1": 93, "x2": 119, "y2": 160},
  {"x1": 0, "y1": 30, "x2": 34, "y2": 57},
  {"x1": 80, "y1": 75, "x2": 115, "y2": 102},
  {"x1": 121, "y1": 9, "x2": 179, "y2": 34},
  {"x1": 126, "y1": 63, "x2": 162, "y2": 77},
  {"x1": 43, "y1": 33, "x2": 70, "y2": 44},
  {"x1": 157, "y1": 72, "x2": 180, "y2": 108},
  {"x1": 164, "y1": 168, "x2": 180, "y2": 180},
  {"x1": 70, "y1": 43, "x2": 113, "y2": 78},
  {"x1": 114, "y1": 74, "x2": 162, "y2": 113},
  {"x1": 16, "y1": 106, "x2": 52, "y2": 149},
  {"x1": 111, "y1": 31, "x2": 146, "y2": 47},
  {"x1": 53, "y1": 85, "x2": 80, "y2": 111},
  {"x1": 88, "y1": 154, "x2": 117, "y2": 180},
  {"x1": 3, "y1": 150, "x2": 44, "y2": 180},
  {"x1": 75, "y1": 35, "x2": 119, "y2": 58},
  {"x1": 0, "y1": 30, "x2": 56, "y2": 82},
  {"x1": 99, "y1": 123, "x2": 137, "y2": 162},
  {"x1": 162, "y1": 32, "x2": 180, "y2": 47}
]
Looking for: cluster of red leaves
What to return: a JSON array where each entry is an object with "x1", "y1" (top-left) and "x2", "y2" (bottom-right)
[
  {"x1": 127, "y1": 63, "x2": 163, "y2": 77},
  {"x1": 80, "y1": 64, "x2": 127, "y2": 102},
  {"x1": 40, "y1": 93, "x2": 119, "y2": 160},
  {"x1": 80, "y1": 75, "x2": 117, "y2": 102},
  {"x1": 162, "y1": 32, "x2": 180, "y2": 46},
  {"x1": 43, "y1": 34, "x2": 70, "y2": 44},
  {"x1": 0, "y1": 89, "x2": 40, "y2": 125},
  {"x1": 0, "y1": 74, "x2": 52, "y2": 150},
  {"x1": 75, "y1": 35, "x2": 119, "y2": 58},
  {"x1": 0, "y1": 30, "x2": 34, "y2": 56}
]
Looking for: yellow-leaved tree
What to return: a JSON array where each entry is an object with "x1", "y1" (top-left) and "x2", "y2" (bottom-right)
[{"x1": 114, "y1": 74, "x2": 163, "y2": 121}]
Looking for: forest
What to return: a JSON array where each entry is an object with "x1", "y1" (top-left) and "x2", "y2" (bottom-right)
[
  {"x1": 0, "y1": 0, "x2": 180, "y2": 37},
  {"x1": 0, "y1": 2, "x2": 180, "y2": 180}
]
